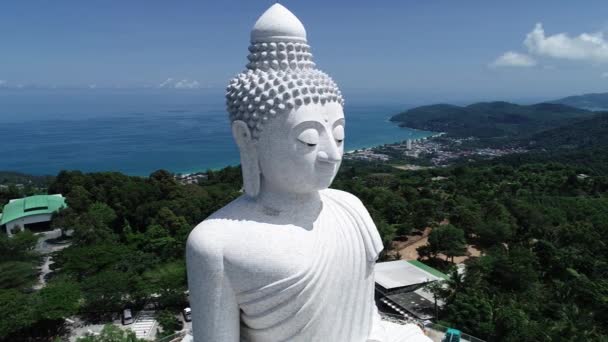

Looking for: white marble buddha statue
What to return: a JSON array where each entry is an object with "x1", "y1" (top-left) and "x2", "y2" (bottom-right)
[{"x1": 186, "y1": 4, "x2": 432, "y2": 342}]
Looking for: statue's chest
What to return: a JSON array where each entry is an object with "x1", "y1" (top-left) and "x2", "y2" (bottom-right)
[{"x1": 224, "y1": 208, "x2": 362, "y2": 295}]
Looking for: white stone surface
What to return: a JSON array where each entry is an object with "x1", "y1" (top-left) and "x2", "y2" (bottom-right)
[
  {"x1": 226, "y1": 3, "x2": 343, "y2": 141},
  {"x1": 251, "y1": 3, "x2": 307, "y2": 43},
  {"x1": 186, "y1": 4, "x2": 432, "y2": 342}
]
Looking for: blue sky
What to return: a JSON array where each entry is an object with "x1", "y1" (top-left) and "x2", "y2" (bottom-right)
[{"x1": 1, "y1": 0, "x2": 608, "y2": 103}]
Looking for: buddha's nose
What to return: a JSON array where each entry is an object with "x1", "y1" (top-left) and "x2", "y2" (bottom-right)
[{"x1": 317, "y1": 142, "x2": 342, "y2": 164}]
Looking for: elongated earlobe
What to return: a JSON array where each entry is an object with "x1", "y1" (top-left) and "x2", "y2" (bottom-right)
[{"x1": 232, "y1": 121, "x2": 260, "y2": 197}]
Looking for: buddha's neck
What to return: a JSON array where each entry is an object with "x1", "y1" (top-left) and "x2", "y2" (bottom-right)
[{"x1": 255, "y1": 180, "x2": 322, "y2": 216}]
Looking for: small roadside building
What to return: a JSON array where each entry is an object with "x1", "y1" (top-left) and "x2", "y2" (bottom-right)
[
  {"x1": 0, "y1": 194, "x2": 67, "y2": 236},
  {"x1": 375, "y1": 260, "x2": 448, "y2": 321}
]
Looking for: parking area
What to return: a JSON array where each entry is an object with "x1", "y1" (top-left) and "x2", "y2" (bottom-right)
[{"x1": 66, "y1": 308, "x2": 193, "y2": 341}]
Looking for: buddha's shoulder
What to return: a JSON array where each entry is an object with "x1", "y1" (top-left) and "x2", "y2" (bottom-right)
[
  {"x1": 186, "y1": 195, "x2": 256, "y2": 253},
  {"x1": 321, "y1": 189, "x2": 376, "y2": 224},
  {"x1": 321, "y1": 188, "x2": 367, "y2": 209}
]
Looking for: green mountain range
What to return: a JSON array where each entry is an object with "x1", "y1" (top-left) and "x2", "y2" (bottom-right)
[
  {"x1": 551, "y1": 92, "x2": 608, "y2": 110},
  {"x1": 486, "y1": 112, "x2": 608, "y2": 175},
  {"x1": 390, "y1": 101, "x2": 594, "y2": 138},
  {"x1": 526, "y1": 113, "x2": 608, "y2": 150}
]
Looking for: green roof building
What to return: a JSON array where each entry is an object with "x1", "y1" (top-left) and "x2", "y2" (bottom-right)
[{"x1": 1, "y1": 194, "x2": 67, "y2": 236}]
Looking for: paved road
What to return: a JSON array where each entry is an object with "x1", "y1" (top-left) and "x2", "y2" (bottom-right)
[{"x1": 33, "y1": 229, "x2": 71, "y2": 290}]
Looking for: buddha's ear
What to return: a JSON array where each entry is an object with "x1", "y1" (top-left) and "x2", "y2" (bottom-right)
[{"x1": 232, "y1": 120, "x2": 260, "y2": 197}]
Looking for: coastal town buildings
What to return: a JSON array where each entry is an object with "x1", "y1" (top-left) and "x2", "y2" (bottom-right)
[
  {"x1": 345, "y1": 136, "x2": 527, "y2": 167},
  {"x1": 346, "y1": 148, "x2": 391, "y2": 162}
]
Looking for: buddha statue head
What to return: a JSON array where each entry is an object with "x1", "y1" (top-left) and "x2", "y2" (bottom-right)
[{"x1": 226, "y1": 4, "x2": 345, "y2": 198}]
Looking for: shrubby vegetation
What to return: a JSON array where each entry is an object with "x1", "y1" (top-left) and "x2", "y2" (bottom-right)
[{"x1": 156, "y1": 310, "x2": 183, "y2": 339}]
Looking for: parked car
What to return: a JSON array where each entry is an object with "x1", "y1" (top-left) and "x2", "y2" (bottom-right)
[
  {"x1": 122, "y1": 308, "x2": 134, "y2": 325},
  {"x1": 183, "y1": 307, "x2": 192, "y2": 322}
]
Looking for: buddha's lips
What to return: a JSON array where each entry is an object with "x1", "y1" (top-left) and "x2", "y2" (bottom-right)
[{"x1": 316, "y1": 161, "x2": 338, "y2": 174}]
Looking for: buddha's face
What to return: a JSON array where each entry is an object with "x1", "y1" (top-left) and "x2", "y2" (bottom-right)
[{"x1": 256, "y1": 102, "x2": 345, "y2": 194}]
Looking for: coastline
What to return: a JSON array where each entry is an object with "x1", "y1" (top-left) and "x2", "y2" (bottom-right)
[
  {"x1": 343, "y1": 131, "x2": 445, "y2": 154},
  {"x1": 175, "y1": 126, "x2": 437, "y2": 176}
]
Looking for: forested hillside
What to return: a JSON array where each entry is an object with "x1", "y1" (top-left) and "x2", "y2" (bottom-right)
[
  {"x1": 494, "y1": 113, "x2": 608, "y2": 175},
  {"x1": 390, "y1": 101, "x2": 593, "y2": 138},
  {"x1": 526, "y1": 113, "x2": 608, "y2": 150},
  {"x1": 0, "y1": 171, "x2": 53, "y2": 187},
  {"x1": 552, "y1": 92, "x2": 608, "y2": 110}
]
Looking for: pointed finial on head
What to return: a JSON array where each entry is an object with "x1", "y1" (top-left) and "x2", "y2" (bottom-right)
[{"x1": 251, "y1": 3, "x2": 307, "y2": 43}]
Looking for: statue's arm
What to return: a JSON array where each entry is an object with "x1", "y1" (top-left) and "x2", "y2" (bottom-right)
[
  {"x1": 367, "y1": 304, "x2": 388, "y2": 342},
  {"x1": 186, "y1": 225, "x2": 240, "y2": 342},
  {"x1": 339, "y1": 191, "x2": 387, "y2": 341}
]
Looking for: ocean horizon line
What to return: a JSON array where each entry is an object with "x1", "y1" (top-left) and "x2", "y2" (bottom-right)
[{"x1": 0, "y1": 91, "x2": 434, "y2": 177}]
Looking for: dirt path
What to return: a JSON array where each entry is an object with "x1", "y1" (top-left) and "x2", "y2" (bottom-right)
[
  {"x1": 392, "y1": 164, "x2": 429, "y2": 171},
  {"x1": 33, "y1": 256, "x2": 54, "y2": 290},
  {"x1": 450, "y1": 245, "x2": 482, "y2": 263},
  {"x1": 396, "y1": 236, "x2": 430, "y2": 260},
  {"x1": 33, "y1": 229, "x2": 71, "y2": 290},
  {"x1": 393, "y1": 225, "x2": 482, "y2": 264}
]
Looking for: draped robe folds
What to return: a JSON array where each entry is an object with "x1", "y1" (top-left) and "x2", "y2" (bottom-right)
[{"x1": 232, "y1": 189, "x2": 430, "y2": 342}]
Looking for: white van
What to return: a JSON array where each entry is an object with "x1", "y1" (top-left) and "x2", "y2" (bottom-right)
[
  {"x1": 183, "y1": 307, "x2": 192, "y2": 322},
  {"x1": 122, "y1": 308, "x2": 134, "y2": 325}
]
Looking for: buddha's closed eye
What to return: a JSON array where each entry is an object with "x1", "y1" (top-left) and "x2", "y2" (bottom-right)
[
  {"x1": 333, "y1": 125, "x2": 344, "y2": 143},
  {"x1": 297, "y1": 129, "x2": 319, "y2": 146}
]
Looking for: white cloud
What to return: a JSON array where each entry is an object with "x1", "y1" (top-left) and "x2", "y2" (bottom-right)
[
  {"x1": 601, "y1": 72, "x2": 608, "y2": 78},
  {"x1": 524, "y1": 23, "x2": 608, "y2": 63},
  {"x1": 0, "y1": 80, "x2": 6, "y2": 87},
  {"x1": 174, "y1": 79, "x2": 200, "y2": 89},
  {"x1": 490, "y1": 51, "x2": 537, "y2": 67},
  {"x1": 158, "y1": 78, "x2": 174, "y2": 88},
  {"x1": 158, "y1": 78, "x2": 200, "y2": 89}
]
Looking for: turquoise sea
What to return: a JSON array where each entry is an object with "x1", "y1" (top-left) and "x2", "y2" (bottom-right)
[{"x1": 0, "y1": 89, "x2": 432, "y2": 176}]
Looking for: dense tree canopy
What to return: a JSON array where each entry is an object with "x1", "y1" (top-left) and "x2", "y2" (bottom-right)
[
  {"x1": 0, "y1": 168, "x2": 242, "y2": 340},
  {"x1": 47, "y1": 168, "x2": 242, "y2": 320},
  {"x1": 417, "y1": 224, "x2": 466, "y2": 262}
]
